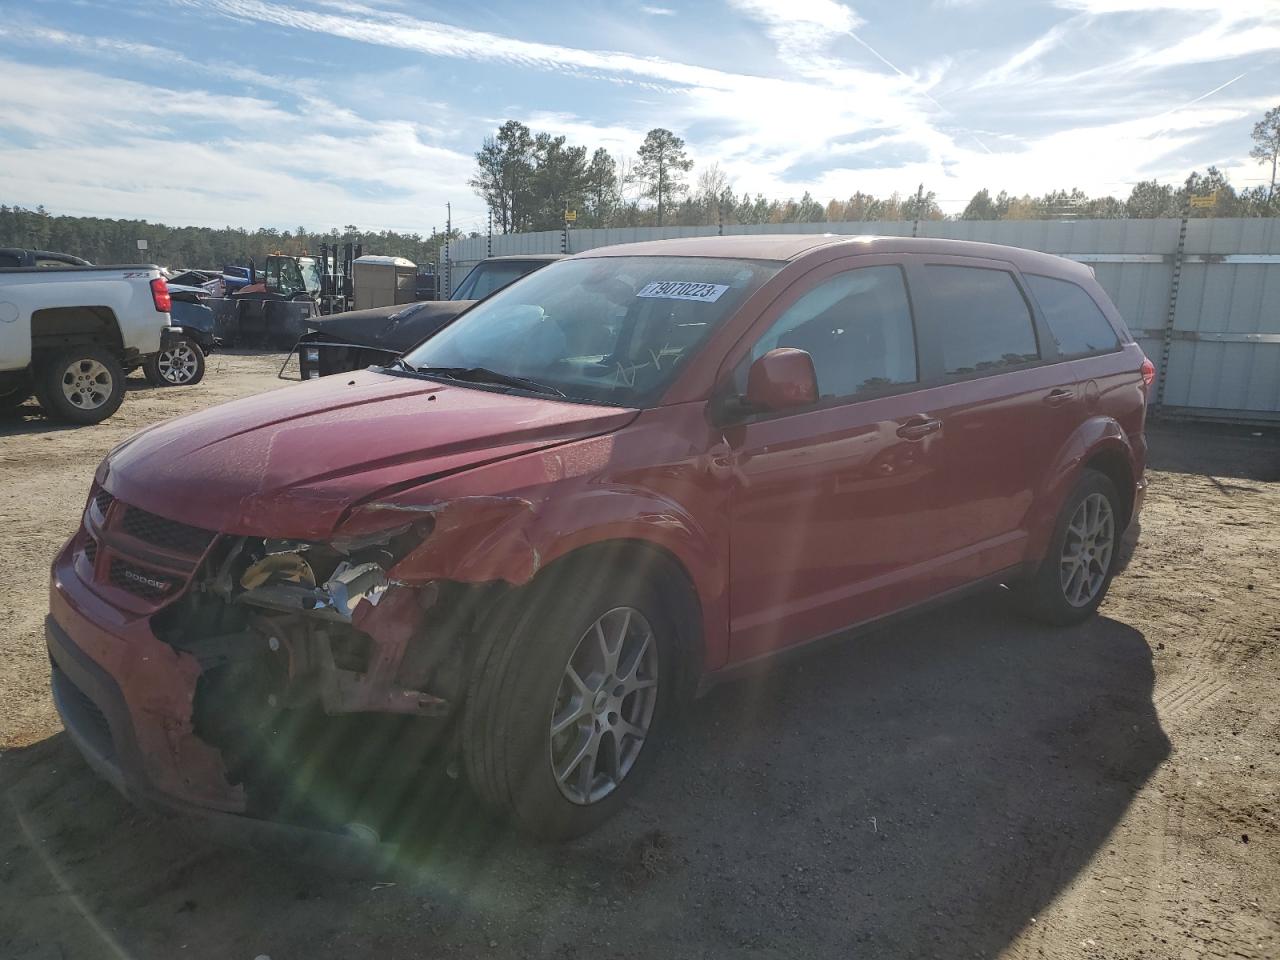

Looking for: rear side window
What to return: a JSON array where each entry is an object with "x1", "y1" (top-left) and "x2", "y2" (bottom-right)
[
  {"x1": 926, "y1": 265, "x2": 1039, "y2": 376},
  {"x1": 1025, "y1": 274, "x2": 1120, "y2": 358},
  {"x1": 749, "y1": 265, "x2": 917, "y2": 400}
]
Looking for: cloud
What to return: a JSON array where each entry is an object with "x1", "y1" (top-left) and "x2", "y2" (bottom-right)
[
  {"x1": 0, "y1": 57, "x2": 479, "y2": 231},
  {"x1": 972, "y1": 0, "x2": 1280, "y2": 92},
  {"x1": 727, "y1": 0, "x2": 863, "y2": 58},
  {"x1": 174, "y1": 0, "x2": 946, "y2": 197},
  {"x1": 4, "y1": 0, "x2": 1275, "y2": 231}
]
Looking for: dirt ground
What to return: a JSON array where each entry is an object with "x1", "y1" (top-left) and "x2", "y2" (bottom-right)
[{"x1": 1, "y1": 353, "x2": 1276, "y2": 959}]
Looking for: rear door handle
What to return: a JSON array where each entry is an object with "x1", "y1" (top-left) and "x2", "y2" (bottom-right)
[
  {"x1": 897, "y1": 416, "x2": 943, "y2": 440},
  {"x1": 1043, "y1": 388, "x2": 1075, "y2": 406}
]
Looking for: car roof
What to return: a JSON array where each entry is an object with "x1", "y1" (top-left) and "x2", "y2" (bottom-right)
[
  {"x1": 572, "y1": 234, "x2": 1092, "y2": 279},
  {"x1": 483, "y1": 254, "x2": 565, "y2": 263}
]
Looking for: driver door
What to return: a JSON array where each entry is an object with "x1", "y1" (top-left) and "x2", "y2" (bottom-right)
[{"x1": 721, "y1": 257, "x2": 945, "y2": 663}]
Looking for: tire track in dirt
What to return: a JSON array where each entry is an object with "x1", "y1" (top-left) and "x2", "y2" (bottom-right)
[{"x1": 1156, "y1": 675, "x2": 1229, "y2": 719}]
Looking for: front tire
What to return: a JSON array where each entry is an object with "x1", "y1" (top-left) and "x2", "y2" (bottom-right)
[
  {"x1": 144, "y1": 337, "x2": 205, "y2": 386},
  {"x1": 461, "y1": 559, "x2": 687, "y2": 839},
  {"x1": 1015, "y1": 469, "x2": 1121, "y2": 625},
  {"x1": 34, "y1": 347, "x2": 125, "y2": 425}
]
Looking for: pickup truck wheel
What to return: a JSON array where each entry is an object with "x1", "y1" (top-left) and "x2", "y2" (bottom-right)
[
  {"x1": 462, "y1": 563, "x2": 684, "y2": 839},
  {"x1": 34, "y1": 347, "x2": 125, "y2": 425},
  {"x1": 1015, "y1": 469, "x2": 1121, "y2": 626},
  {"x1": 143, "y1": 337, "x2": 205, "y2": 386}
]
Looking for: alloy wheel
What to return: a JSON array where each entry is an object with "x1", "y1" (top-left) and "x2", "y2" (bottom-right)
[
  {"x1": 60, "y1": 358, "x2": 114, "y2": 410},
  {"x1": 549, "y1": 606, "x2": 659, "y2": 805},
  {"x1": 156, "y1": 342, "x2": 200, "y2": 384},
  {"x1": 1059, "y1": 492, "x2": 1115, "y2": 607}
]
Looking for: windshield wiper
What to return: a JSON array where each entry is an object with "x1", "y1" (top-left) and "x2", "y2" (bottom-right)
[
  {"x1": 390, "y1": 356, "x2": 419, "y2": 373},
  {"x1": 415, "y1": 366, "x2": 565, "y2": 398}
]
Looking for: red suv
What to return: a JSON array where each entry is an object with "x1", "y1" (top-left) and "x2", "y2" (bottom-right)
[{"x1": 48, "y1": 236, "x2": 1149, "y2": 840}]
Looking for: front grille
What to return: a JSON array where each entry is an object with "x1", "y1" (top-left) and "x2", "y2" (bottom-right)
[
  {"x1": 93, "y1": 488, "x2": 114, "y2": 516},
  {"x1": 121, "y1": 506, "x2": 216, "y2": 556},
  {"x1": 109, "y1": 558, "x2": 177, "y2": 601},
  {"x1": 51, "y1": 662, "x2": 115, "y2": 762},
  {"x1": 84, "y1": 536, "x2": 98, "y2": 565}
]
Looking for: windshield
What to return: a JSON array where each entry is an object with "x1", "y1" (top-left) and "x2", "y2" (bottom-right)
[
  {"x1": 403, "y1": 255, "x2": 781, "y2": 406},
  {"x1": 297, "y1": 257, "x2": 322, "y2": 296},
  {"x1": 452, "y1": 260, "x2": 545, "y2": 300}
]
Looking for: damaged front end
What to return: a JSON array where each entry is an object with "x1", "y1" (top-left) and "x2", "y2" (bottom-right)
[
  {"x1": 182, "y1": 523, "x2": 463, "y2": 722},
  {"x1": 50, "y1": 490, "x2": 509, "y2": 827}
]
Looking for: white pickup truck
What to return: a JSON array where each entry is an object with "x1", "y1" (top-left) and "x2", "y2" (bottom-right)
[{"x1": 0, "y1": 255, "x2": 181, "y2": 424}]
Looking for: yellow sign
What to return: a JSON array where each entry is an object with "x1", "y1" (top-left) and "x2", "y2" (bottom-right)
[
  {"x1": 564, "y1": 210, "x2": 577, "y2": 222},
  {"x1": 1190, "y1": 194, "x2": 1217, "y2": 209}
]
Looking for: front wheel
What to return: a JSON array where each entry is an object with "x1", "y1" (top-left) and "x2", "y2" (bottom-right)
[
  {"x1": 144, "y1": 337, "x2": 205, "y2": 386},
  {"x1": 1015, "y1": 469, "x2": 1121, "y2": 625},
  {"x1": 461, "y1": 561, "x2": 686, "y2": 839}
]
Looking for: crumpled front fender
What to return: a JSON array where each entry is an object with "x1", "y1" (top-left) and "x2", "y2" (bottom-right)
[{"x1": 346, "y1": 483, "x2": 728, "y2": 668}]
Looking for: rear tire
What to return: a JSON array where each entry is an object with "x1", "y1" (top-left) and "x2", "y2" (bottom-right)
[
  {"x1": 461, "y1": 556, "x2": 689, "y2": 839},
  {"x1": 144, "y1": 337, "x2": 206, "y2": 386},
  {"x1": 1015, "y1": 469, "x2": 1121, "y2": 626},
  {"x1": 34, "y1": 346, "x2": 125, "y2": 425}
]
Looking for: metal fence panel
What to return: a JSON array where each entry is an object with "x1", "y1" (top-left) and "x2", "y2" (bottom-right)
[{"x1": 442, "y1": 218, "x2": 1279, "y2": 420}]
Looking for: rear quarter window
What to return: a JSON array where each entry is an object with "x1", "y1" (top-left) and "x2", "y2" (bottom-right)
[
  {"x1": 925, "y1": 265, "x2": 1039, "y2": 376},
  {"x1": 1025, "y1": 274, "x2": 1121, "y2": 358}
]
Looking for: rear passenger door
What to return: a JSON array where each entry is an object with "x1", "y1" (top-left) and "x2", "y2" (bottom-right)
[{"x1": 907, "y1": 256, "x2": 1071, "y2": 585}]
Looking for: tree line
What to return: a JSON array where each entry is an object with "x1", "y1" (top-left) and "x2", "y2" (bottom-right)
[
  {"x1": 0, "y1": 206, "x2": 457, "y2": 270},
  {"x1": 470, "y1": 107, "x2": 1280, "y2": 230}
]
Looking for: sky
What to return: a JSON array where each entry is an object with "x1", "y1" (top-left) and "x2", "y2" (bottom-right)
[{"x1": 1, "y1": 0, "x2": 1277, "y2": 234}]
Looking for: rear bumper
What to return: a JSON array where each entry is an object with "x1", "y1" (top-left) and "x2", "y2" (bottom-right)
[{"x1": 159, "y1": 325, "x2": 184, "y2": 351}]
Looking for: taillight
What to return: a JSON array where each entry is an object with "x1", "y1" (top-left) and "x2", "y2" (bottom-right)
[
  {"x1": 1140, "y1": 356, "x2": 1155, "y2": 391},
  {"x1": 150, "y1": 277, "x2": 171, "y2": 313}
]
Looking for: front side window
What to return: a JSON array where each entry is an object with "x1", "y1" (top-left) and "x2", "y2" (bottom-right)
[
  {"x1": 403, "y1": 255, "x2": 781, "y2": 407},
  {"x1": 742, "y1": 265, "x2": 917, "y2": 401},
  {"x1": 926, "y1": 265, "x2": 1039, "y2": 376},
  {"x1": 1025, "y1": 274, "x2": 1120, "y2": 358}
]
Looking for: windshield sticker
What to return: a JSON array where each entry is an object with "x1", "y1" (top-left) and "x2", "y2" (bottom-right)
[{"x1": 636, "y1": 281, "x2": 730, "y2": 303}]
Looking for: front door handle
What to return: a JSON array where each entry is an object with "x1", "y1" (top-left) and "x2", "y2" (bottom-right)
[
  {"x1": 1043, "y1": 388, "x2": 1075, "y2": 406},
  {"x1": 897, "y1": 416, "x2": 943, "y2": 441}
]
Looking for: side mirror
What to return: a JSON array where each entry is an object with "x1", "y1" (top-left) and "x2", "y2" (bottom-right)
[{"x1": 745, "y1": 348, "x2": 818, "y2": 413}]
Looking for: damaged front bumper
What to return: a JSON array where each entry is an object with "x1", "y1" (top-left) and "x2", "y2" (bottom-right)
[
  {"x1": 47, "y1": 563, "x2": 247, "y2": 813},
  {"x1": 46, "y1": 507, "x2": 471, "y2": 843},
  {"x1": 48, "y1": 609, "x2": 399, "y2": 869}
]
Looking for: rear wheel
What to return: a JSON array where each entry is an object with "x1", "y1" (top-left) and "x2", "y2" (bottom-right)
[
  {"x1": 1015, "y1": 469, "x2": 1121, "y2": 625},
  {"x1": 34, "y1": 346, "x2": 125, "y2": 425},
  {"x1": 144, "y1": 337, "x2": 205, "y2": 386},
  {"x1": 461, "y1": 558, "x2": 687, "y2": 839}
]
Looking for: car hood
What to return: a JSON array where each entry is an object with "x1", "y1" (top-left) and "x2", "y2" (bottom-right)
[
  {"x1": 308, "y1": 299, "x2": 476, "y2": 353},
  {"x1": 99, "y1": 370, "x2": 637, "y2": 540}
]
